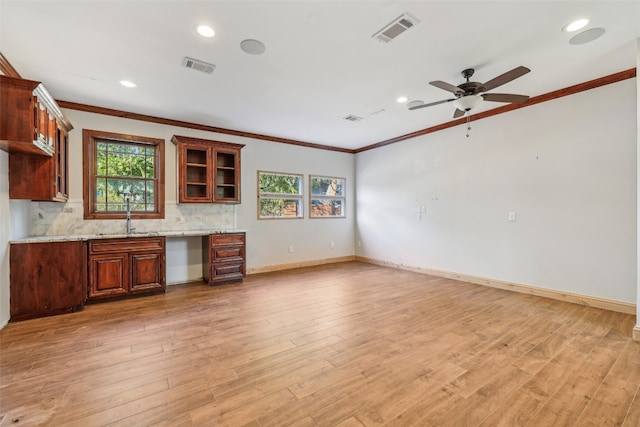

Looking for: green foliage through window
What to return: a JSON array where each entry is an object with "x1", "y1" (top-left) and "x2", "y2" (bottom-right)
[
  {"x1": 95, "y1": 140, "x2": 157, "y2": 212},
  {"x1": 258, "y1": 172, "x2": 303, "y2": 219}
]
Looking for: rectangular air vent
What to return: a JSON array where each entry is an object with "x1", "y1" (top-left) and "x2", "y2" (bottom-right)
[
  {"x1": 343, "y1": 115, "x2": 364, "y2": 122},
  {"x1": 372, "y1": 13, "x2": 420, "y2": 43},
  {"x1": 182, "y1": 57, "x2": 216, "y2": 74}
]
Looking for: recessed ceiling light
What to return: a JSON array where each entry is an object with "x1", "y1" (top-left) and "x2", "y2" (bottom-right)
[
  {"x1": 396, "y1": 96, "x2": 408, "y2": 103},
  {"x1": 119, "y1": 80, "x2": 137, "y2": 88},
  {"x1": 240, "y1": 39, "x2": 266, "y2": 55},
  {"x1": 564, "y1": 18, "x2": 589, "y2": 32},
  {"x1": 197, "y1": 25, "x2": 215, "y2": 38}
]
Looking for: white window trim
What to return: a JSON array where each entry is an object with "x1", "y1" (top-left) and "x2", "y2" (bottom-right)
[{"x1": 258, "y1": 171, "x2": 304, "y2": 220}]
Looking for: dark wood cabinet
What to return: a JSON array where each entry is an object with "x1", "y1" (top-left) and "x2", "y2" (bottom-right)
[
  {"x1": 172, "y1": 135, "x2": 243, "y2": 203},
  {"x1": 214, "y1": 145, "x2": 241, "y2": 202},
  {"x1": 89, "y1": 253, "x2": 129, "y2": 298},
  {"x1": 0, "y1": 75, "x2": 72, "y2": 156},
  {"x1": 2, "y1": 75, "x2": 72, "y2": 201},
  {"x1": 88, "y1": 237, "x2": 165, "y2": 300},
  {"x1": 174, "y1": 140, "x2": 212, "y2": 202},
  {"x1": 202, "y1": 232, "x2": 246, "y2": 285},
  {"x1": 130, "y1": 252, "x2": 165, "y2": 292},
  {"x1": 9, "y1": 128, "x2": 69, "y2": 201},
  {"x1": 9, "y1": 241, "x2": 86, "y2": 321}
]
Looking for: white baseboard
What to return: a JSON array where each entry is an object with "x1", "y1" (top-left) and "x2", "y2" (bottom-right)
[
  {"x1": 356, "y1": 256, "x2": 636, "y2": 315},
  {"x1": 247, "y1": 256, "x2": 356, "y2": 275}
]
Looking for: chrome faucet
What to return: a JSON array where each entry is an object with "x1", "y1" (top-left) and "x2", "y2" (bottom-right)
[{"x1": 124, "y1": 191, "x2": 135, "y2": 234}]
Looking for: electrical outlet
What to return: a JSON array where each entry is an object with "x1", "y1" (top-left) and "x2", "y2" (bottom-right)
[
  {"x1": 508, "y1": 212, "x2": 517, "y2": 222},
  {"x1": 330, "y1": 241, "x2": 335, "y2": 249},
  {"x1": 358, "y1": 241, "x2": 362, "y2": 248},
  {"x1": 421, "y1": 206, "x2": 427, "y2": 213},
  {"x1": 178, "y1": 216, "x2": 186, "y2": 224},
  {"x1": 288, "y1": 245, "x2": 294, "y2": 253}
]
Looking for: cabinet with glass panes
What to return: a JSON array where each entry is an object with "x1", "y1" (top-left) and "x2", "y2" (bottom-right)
[{"x1": 172, "y1": 135, "x2": 243, "y2": 203}]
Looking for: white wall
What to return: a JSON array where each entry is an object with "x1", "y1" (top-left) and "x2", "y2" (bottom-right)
[
  {"x1": 30, "y1": 109, "x2": 355, "y2": 283},
  {"x1": 356, "y1": 78, "x2": 637, "y2": 304},
  {"x1": 237, "y1": 139, "x2": 355, "y2": 269}
]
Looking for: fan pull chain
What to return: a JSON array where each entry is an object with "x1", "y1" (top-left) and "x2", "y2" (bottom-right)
[{"x1": 466, "y1": 112, "x2": 471, "y2": 137}]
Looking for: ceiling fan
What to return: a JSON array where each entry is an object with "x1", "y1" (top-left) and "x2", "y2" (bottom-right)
[{"x1": 409, "y1": 66, "x2": 531, "y2": 118}]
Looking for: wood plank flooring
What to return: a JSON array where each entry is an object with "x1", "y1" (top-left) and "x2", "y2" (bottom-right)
[{"x1": 1, "y1": 261, "x2": 639, "y2": 426}]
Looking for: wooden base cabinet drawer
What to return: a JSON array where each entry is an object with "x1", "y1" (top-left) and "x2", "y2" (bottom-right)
[
  {"x1": 202, "y1": 232, "x2": 246, "y2": 285},
  {"x1": 209, "y1": 233, "x2": 245, "y2": 246},
  {"x1": 211, "y1": 245, "x2": 245, "y2": 262},
  {"x1": 209, "y1": 262, "x2": 245, "y2": 283}
]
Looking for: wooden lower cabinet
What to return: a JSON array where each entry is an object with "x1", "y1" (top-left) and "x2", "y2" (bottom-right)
[
  {"x1": 88, "y1": 237, "x2": 165, "y2": 300},
  {"x1": 130, "y1": 252, "x2": 165, "y2": 292},
  {"x1": 89, "y1": 253, "x2": 128, "y2": 298},
  {"x1": 10, "y1": 240, "x2": 86, "y2": 321},
  {"x1": 202, "y1": 232, "x2": 246, "y2": 285}
]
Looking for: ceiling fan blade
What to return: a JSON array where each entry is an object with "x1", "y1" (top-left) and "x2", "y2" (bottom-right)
[
  {"x1": 429, "y1": 80, "x2": 464, "y2": 95},
  {"x1": 408, "y1": 98, "x2": 456, "y2": 110},
  {"x1": 482, "y1": 93, "x2": 530, "y2": 103},
  {"x1": 482, "y1": 66, "x2": 530, "y2": 91},
  {"x1": 453, "y1": 108, "x2": 465, "y2": 118}
]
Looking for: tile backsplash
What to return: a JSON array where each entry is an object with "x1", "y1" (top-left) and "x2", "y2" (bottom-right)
[{"x1": 30, "y1": 199, "x2": 236, "y2": 236}]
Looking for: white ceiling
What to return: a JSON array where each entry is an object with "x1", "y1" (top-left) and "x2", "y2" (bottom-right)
[{"x1": 1, "y1": 1, "x2": 639, "y2": 151}]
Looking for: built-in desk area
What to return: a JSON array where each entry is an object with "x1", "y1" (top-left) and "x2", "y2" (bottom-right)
[{"x1": 9, "y1": 230, "x2": 246, "y2": 321}]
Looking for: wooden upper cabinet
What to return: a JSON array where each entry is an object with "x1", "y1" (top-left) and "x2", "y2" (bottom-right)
[
  {"x1": 9, "y1": 126, "x2": 70, "y2": 201},
  {"x1": 2, "y1": 75, "x2": 73, "y2": 202},
  {"x1": 172, "y1": 135, "x2": 244, "y2": 204},
  {"x1": 0, "y1": 75, "x2": 72, "y2": 156},
  {"x1": 175, "y1": 139, "x2": 213, "y2": 202}
]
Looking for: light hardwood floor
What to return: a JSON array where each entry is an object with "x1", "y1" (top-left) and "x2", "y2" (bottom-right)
[{"x1": 1, "y1": 261, "x2": 639, "y2": 426}]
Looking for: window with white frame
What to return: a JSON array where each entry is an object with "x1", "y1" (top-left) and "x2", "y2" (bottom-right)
[
  {"x1": 310, "y1": 176, "x2": 345, "y2": 218},
  {"x1": 258, "y1": 171, "x2": 303, "y2": 219}
]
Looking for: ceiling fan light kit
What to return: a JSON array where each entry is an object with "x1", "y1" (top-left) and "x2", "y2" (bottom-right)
[
  {"x1": 409, "y1": 66, "x2": 531, "y2": 137},
  {"x1": 453, "y1": 95, "x2": 482, "y2": 112}
]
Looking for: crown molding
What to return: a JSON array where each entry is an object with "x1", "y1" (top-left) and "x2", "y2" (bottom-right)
[
  {"x1": 56, "y1": 100, "x2": 356, "y2": 154},
  {"x1": 2, "y1": 49, "x2": 632, "y2": 154},
  {"x1": 0, "y1": 52, "x2": 21, "y2": 78},
  {"x1": 356, "y1": 68, "x2": 636, "y2": 153}
]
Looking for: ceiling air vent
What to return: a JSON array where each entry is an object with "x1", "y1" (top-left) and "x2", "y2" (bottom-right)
[
  {"x1": 182, "y1": 57, "x2": 215, "y2": 74},
  {"x1": 372, "y1": 13, "x2": 420, "y2": 43},
  {"x1": 343, "y1": 115, "x2": 364, "y2": 122}
]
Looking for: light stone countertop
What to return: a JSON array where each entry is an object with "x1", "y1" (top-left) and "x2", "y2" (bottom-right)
[{"x1": 10, "y1": 229, "x2": 246, "y2": 244}]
